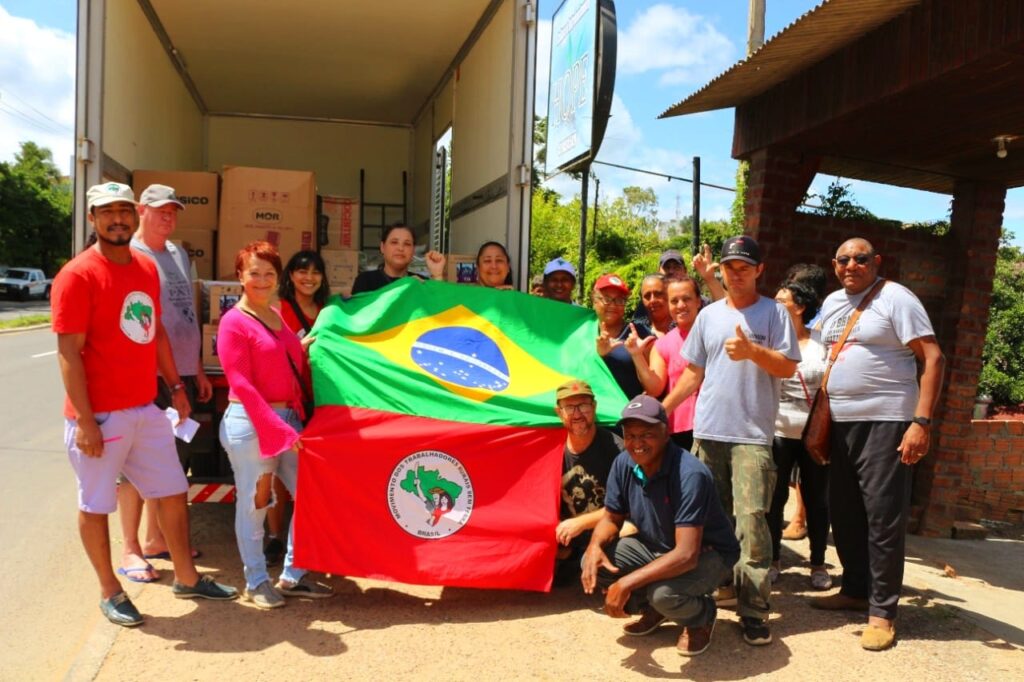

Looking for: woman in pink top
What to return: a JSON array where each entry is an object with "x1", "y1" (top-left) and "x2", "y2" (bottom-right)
[
  {"x1": 217, "y1": 241, "x2": 333, "y2": 609},
  {"x1": 627, "y1": 276, "x2": 703, "y2": 451}
]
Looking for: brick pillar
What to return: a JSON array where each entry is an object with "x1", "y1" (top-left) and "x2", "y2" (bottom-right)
[
  {"x1": 743, "y1": 148, "x2": 819, "y2": 291},
  {"x1": 917, "y1": 181, "x2": 1006, "y2": 535}
]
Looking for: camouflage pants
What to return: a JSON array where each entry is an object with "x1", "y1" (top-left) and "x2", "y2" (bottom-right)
[{"x1": 693, "y1": 439, "x2": 776, "y2": 620}]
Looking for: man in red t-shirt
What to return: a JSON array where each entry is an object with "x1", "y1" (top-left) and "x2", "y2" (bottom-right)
[{"x1": 52, "y1": 182, "x2": 237, "y2": 627}]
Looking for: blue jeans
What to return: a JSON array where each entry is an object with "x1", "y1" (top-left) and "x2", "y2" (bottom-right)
[{"x1": 219, "y1": 403, "x2": 306, "y2": 590}]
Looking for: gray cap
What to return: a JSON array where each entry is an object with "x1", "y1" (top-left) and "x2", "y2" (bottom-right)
[
  {"x1": 139, "y1": 184, "x2": 185, "y2": 209},
  {"x1": 659, "y1": 249, "x2": 684, "y2": 268},
  {"x1": 619, "y1": 394, "x2": 668, "y2": 425},
  {"x1": 87, "y1": 182, "x2": 137, "y2": 210}
]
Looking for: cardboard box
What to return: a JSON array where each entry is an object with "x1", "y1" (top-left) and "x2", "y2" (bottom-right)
[
  {"x1": 445, "y1": 254, "x2": 478, "y2": 283},
  {"x1": 217, "y1": 166, "x2": 317, "y2": 278},
  {"x1": 202, "y1": 323, "x2": 221, "y2": 369},
  {"x1": 321, "y1": 248, "x2": 360, "y2": 297},
  {"x1": 132, "y1": 170, "x2": 219, "y2": 230},
  {"x1": 174, "y1": 228, "x2": 215, "y2": 280},
  {"x1": 321, "y1": 196, "x2": 360, "y2": 250},
  {"x1": 208, "y1": 284, "x2": 243, "y2": 323}
]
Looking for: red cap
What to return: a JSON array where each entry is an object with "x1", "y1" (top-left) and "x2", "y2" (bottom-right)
[{"x1": 594, "y1": 273, "x2": 630, "y2": 296}]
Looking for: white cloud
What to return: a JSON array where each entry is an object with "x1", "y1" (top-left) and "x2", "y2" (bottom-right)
[
  {"x1": 618, "y1": 4, "x2": 736, "y2": 87},
  {"x1": 0, "y1": 5, "x2": 75, "y2": 173}
]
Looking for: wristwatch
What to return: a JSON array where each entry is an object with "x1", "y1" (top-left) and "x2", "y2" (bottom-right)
[
  {"x1": 912, "y1": 416, "x2": 931, "y2": 427},
  {"x1": 170, "y1": 382, "x2": 185, "y2": 393}
]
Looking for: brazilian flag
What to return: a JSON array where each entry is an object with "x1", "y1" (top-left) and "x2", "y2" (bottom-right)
[{"x1": 296, "y1": 278, "x2": 627, "y2": 591}]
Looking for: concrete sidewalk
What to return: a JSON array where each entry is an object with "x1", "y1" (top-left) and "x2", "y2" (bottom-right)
[{"x1": 903, "y1": 533, "x2": 1024, "y2": 649}]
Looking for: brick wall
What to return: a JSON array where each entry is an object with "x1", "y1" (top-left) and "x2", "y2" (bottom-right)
[{"x1": 958, "y1": 420, "x2": 1024, "y2": 524}]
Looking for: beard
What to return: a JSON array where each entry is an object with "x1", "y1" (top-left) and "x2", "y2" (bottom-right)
[{"x1": 96, "y1": 224, "x2": 133, "y2": 246}]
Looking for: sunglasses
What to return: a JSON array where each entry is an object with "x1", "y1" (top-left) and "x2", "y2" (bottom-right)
[{"x1": 835, "y1": 254, "x2": 873, "y2": 266}]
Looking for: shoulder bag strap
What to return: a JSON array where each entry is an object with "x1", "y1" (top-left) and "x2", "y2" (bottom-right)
[
  {"x1": 286, "y1": 297, "x2": 313, "y2": 335},
  {"x1": 820, "y1": 279, "x2": 886, "y2": 391},
  {"x1": 240, "y1": 308, "x2": 313, "y2": 404}
]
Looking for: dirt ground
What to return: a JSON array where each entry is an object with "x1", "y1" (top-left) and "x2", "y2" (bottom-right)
[{"x1": 67, "y1": 504, "x2": 1023, "y2": 682}]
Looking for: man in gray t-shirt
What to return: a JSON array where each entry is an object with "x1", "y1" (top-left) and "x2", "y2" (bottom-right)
[
  {"x1": 117, "y1": 184, "x2": 211, "y2": 581},
  {"x1": 662, "y1": 236, "x2": 799, "y2": 647},
  {"x1": 809, "y1": 238, "x2": 945, "y2": 653}
]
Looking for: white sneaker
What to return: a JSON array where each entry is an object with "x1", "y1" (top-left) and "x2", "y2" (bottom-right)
[{"x1": 810, "y1": 567, "x2": 833, "y2": 591}]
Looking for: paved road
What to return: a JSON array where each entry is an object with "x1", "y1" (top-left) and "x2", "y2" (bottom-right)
[
  {"x1": 0, "y1": 327, "x2": 103, "y2": 679},
  {"x1": 0, "y1": 298, "x2": 51, "y2": 323}
]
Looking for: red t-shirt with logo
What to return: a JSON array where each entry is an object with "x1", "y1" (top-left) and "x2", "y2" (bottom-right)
[{"x1": 52, "y1": 247, "x2": 162, "y2": 418}]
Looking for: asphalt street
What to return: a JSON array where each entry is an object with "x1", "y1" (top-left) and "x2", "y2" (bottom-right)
[
  {"x1": 0, "y1": 327, "x2": 102, "y2": 679},
  {"x1": 0, "y1": 298, "x2": 51, "y2": 323}
]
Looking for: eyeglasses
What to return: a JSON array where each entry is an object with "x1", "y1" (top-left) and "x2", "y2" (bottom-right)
[
  {"x1": 595, "y1": 294, "x2": 628, "y2": 306},
  {"x1": 835, "y1": 254, "x2": 873, "y2": 266},
  {"x1": 558, "y1": 402, "x2": 595, "y2": 415}
]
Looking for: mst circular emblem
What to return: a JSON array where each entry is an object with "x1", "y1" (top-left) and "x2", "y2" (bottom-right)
[
  {"x1": 388, "y1": 450, "x2": 474, "y2": 539},
  {"x1": 120, "y1": 291, "x2": 157, "y2": 344}
]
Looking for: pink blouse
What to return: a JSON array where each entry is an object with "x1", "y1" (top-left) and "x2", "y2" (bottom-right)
[
  {"x1": 217, "y1": 307, "x2": 308, "y2": 457},
  {"x1": 655, "y1": 326, "x2": 698, "y2": 435}
]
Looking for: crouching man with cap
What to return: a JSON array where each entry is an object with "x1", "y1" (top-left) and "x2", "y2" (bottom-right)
[{"x1": 582, "y1": 395, "x2": 739, "y2": 656}]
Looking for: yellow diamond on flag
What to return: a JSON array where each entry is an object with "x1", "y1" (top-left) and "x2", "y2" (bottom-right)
[{"x1": 347, "y1": 305, "x2": 572, "y2": 401}]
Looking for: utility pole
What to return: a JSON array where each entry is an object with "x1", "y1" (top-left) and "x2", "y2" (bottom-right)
[
  {"x1": 577, "y1": 167, "x2": 590, "y2": 301},
  {"x1": 591, "y1": 171, "x2": 600, "y2": 245},
  {"x1": 748, "y1": 0, "x2": 766, "y2": 54}
]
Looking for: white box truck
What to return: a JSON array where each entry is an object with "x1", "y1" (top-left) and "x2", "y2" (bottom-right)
[
  {"x1": 73, "y1": 0, "x2": 537, "y2": 277},
  {"x1": 72, "y1": 0, "x2": 538, "y2": 498}
]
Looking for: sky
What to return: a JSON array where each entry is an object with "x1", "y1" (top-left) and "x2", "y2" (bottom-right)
[{"x1": 1, "y1": 0, "x2": 1021, "y2": 244}]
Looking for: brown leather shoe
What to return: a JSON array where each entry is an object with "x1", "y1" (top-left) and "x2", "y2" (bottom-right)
[
  {"x1": 677, "y1": 620, "x2": 715, "y2": 657},
  {"x1": 861, "y1": 624, "x2": 896, "y2": 651},
  {"x1": 622, "y1": 607, "x2": 666, "y2": 636},
  {"x1": 809, "y1": 593, "x2": 869, "y2": 611}
]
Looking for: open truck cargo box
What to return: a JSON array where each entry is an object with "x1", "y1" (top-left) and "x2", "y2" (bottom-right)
[
  {"x1": 74, "y1": 0, "x2": 539, "y2": 494},
  {"x1": 75, "y1": 0, "x2": 537, "y2": 282}
]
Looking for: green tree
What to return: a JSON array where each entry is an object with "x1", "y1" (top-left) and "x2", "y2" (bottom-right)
[
  {"x1": 806, "y1": 178, "x2": 876, "y2": 220},
  {"x1": 0, "y1": 141, "x2": 72, "y2": 274},
  {"x1": 978, "y1": 231, "x2": 1024, "y2": 406}
]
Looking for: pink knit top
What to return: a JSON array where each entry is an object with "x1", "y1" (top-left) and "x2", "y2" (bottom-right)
[{"x1": 217, "y1": 307, "x2": 308, "y2": 457}]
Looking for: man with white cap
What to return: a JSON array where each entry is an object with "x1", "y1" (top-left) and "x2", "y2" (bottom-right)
[
  {"x1": 51, "y1": 182, "x2": 237, "y2": 627},
  {"x1": 582, "y1": 394, "x2": 739, "y2": 657},
  {"x1": 661, "y1": 235, "x2": 800, "y2": 646},
  {"x1": 115, "y1": 184, "x2": 211, "y2": 582},
  {"x1": 541, "y1": 257, "x2": 577, "y2": 304}
]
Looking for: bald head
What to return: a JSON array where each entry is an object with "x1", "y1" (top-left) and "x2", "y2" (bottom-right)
[{"x1": 836, "y1": 238, "x2": 875, "y2": 258}]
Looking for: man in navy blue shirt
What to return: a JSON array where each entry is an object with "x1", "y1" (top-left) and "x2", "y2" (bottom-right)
[{"x1": 582, "y1": 395, "x2": 740, "y2": 657}]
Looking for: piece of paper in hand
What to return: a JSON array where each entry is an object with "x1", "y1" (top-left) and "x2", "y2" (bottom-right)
[{"x1": 164, "y1": 407, "x2": 201, "y2": 443}]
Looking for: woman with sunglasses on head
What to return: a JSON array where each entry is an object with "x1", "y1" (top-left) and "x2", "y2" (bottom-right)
[
  {"x1": 627, "y1": 276, "x2": 703, "y2": 450},
  {"x1": 351, "y1": 224, "x2": 445, "y2": 295},
  {"x1": 766, "y1": 280, "x2": 831, "y2": 590},
  {"x1": 217, "y1": 241, "x2": 334, "y2": 609}
]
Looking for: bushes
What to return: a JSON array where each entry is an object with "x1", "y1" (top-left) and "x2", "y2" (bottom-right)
[{"x1": 978, "y1": 238, "x2": 1024, "y2": 406}]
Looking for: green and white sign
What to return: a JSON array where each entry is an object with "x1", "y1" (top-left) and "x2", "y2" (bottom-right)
[{"x1": 547, "y1": 0, "x2": 598, "y2": 173}]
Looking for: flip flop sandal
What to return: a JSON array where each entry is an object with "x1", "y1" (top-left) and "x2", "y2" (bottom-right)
[
  {"x1": 144, "y1": 548, "x2": 202, "y2": 560},
  {"x1": 117, "y1": 564, "x2": 160, "y2": 583}
]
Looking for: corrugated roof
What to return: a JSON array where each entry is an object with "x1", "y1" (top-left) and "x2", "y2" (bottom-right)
[{"x1": 659, "y1": 0, "x2": 922, "y2": 118}]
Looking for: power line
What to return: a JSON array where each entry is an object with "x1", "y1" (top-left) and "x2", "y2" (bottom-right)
[
  {"x1": 0, "y1": 87, "x2": 72, "y2": 132},
  {"x1": 0, "y1": 103, "x2": 66, "y2": 136},
  {"x1": 592, "y1": 160, "x2": 737, "y2": 193}
]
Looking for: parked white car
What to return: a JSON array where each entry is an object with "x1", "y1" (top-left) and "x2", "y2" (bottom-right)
[{"x1": 0, "y1": 268, "x2": 51, "y2": 301}]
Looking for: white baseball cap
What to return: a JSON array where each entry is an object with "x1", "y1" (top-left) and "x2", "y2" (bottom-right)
[{"x1": 87, "y1": 182, "x2": 137, "y2": 210}]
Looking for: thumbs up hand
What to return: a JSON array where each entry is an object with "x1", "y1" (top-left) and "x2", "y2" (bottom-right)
[{"x1": 725, "y1": 324, "x2": 755, "y2": 361}]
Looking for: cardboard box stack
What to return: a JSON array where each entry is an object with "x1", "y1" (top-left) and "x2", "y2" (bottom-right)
[
  {"x1": 318, "y1": 194, "x2": 361, "y2": 297},
  {"x1": 133, "y1": 170, "x2": 219, "y2": 279},
  {"x1": 217, "y1": 166, "x2": 316, "y2": 279}
]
